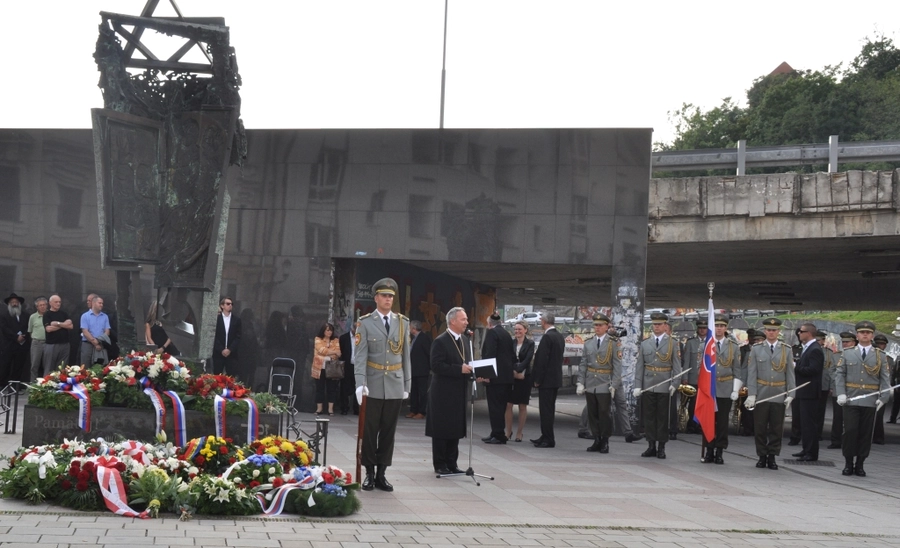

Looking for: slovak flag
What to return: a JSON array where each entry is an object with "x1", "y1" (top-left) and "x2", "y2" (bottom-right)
[{"x1": 693, "y1": 298, "x2": 717, "y2": 442}]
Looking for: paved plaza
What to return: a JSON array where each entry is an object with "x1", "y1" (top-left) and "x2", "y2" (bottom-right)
[{"x1": 0, "y1": 394, "x2": 898, "y2": 547}]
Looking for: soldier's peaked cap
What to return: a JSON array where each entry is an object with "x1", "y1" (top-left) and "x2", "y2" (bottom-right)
[
  {"x1": 874, "y1": 333, "x2": 888, "y2": 344},
  {"x1": 373, "y1": 278, "x2": 398, "y2": 296},
  {"x1": 840, "y1": 331, "x2": 857, "y2": 342},
  {"x1": 855, "y1": 320, "x2": 876, "y2": 333},
  {"x1": 649, "y1": 312, "x2": 668, "y2": 323},
  {"x1": 714, "y1": 314, "x2": 728, "y2": 326},
  {"x1": 592, "y1": 313, "x2": 610, "y2": 325},
  {"x1": 761, "y1": 317, "x2": 783, "y2": 328}
]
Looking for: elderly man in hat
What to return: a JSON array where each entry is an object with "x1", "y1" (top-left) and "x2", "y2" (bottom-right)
[
  {"x1": 871, "y1": 333, "x2": 893, "y2": 444},
  {"x1": 354, "y1": 277, "x2": 411, "y2": 491},
  {"x1": 576, "y1": 313, "x2": 621, "y2": 453},
  {"x1": 835, "y1": 320, "x2": 891, "y2": 477},
  {"x1": 0, "y1": 292, "x2": 31, "y2": 389},
  {"x1": 480, "y1": 311, "x2": 515, "y2": 444},
  {"x1": 633, "y1": 312, "x2": 682, "y2": 459}
]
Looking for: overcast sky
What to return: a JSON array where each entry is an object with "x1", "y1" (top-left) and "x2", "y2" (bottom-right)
[{"x1": 3, "y1": 1, "x2": 894, "y2": 146}]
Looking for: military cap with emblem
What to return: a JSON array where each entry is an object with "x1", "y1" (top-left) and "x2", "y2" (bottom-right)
[
  {"x1": 855, "y1": 320, "x2": 876, "y2": 333},
  {"x1": 748, "y1": 328, "x2": 764, "y2": 341},
  {"x1": 592, "y1": 312, "x2": 610, "y2": 325},
  {"x1": 373, "y1": 277, "x2": 398, "y2": 296},
  {"x1": 874, "y1": 333, "x2": 888, "y2": 345},
  {"x1": 761, "y1": 317, "x2": 783, "y2": 328},
  {"x1": 696, "y1": 322, "x2": 708, "y2": 331},
  {"x1": 649, "y1": 312, "x2": 668, "y2": 323},
  {"x1": 714, "y1": 313, "x2": 728, "y2": 326},
  {"x1": 815, "y1": 330, "x2": 827, "y2": 339},
  {"x1": 840, "y1": 331, "x2": 857, "y2": 343}
]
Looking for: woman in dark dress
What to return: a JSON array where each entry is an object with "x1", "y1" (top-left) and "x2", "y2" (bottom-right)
[
  {"x1": 145, "y1": 302, "x2": 179, "y2": 356},
  {"x1": 505, "y1": 320, "x2": 535, "y2": 442}
]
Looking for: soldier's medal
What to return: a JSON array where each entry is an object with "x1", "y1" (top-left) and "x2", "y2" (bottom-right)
[{"x1": 617, "y1": 351, "x2": 623, "y2": 359}]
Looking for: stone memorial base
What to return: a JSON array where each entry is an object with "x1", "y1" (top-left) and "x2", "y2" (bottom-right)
[{"x1": 22, "y1": 405, "x2": 280, "y2": 447}]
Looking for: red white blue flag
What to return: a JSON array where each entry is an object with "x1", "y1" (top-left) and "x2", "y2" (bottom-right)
[{"x1": 694, "y1": 299, "x2": 718, "y2": 442}]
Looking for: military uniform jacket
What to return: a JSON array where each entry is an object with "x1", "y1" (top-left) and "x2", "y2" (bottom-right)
[
  {"x1": 747, "y1": 341, "x2": 795, "y2": 402},
  {"x1": 682, "y1": 337, "x2": 702, "y2": 386},
  {"x1": 821, "y1": 348, "x2": 836, "y2": 391},
  {"x1": 835, "y1": 346, "x2": 891, "y2": 408},
  {"x1": 713, "y1": 337, "x2": 744, "y2": 397},
  {"x1": 353, "y1": 311, "x2": 412, "y2": 399},
  {"x1": 634, "y1": 334, "x2": 682, "y2": 393},
  {"x1": 577, "y1": 335, "x2": 621, "y2": 394}
]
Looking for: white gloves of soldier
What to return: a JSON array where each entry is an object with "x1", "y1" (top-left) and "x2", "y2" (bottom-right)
[
  {"x1": 731, "y1": 379, "x2": 743, "y2": 401},
  {"x1": 355, "y1": 385, "x2": 369, "y2": 405},
  {"x1": 633, "y1": 388, "x2": 642, "y2": 398},
  {"x1": 668, "y1": 385, "x2": 676, "y2": 396},
  {"x1": 576, "y1": 383, "x2": 585, "y2": 396},
  {"x1": 876, "y1": 399, "x2": 885, "y2": 411},
  {"x1": 837, "y1": 394, "x2": 847, "y2": 406},
  {"x1": 744, "y1": 395, "x2": 756, "y2": 409},
  {"x1": 784, "y1": 396, "x2": 794, "y2": 407},
  {"x1": 609, "y1": 386, "x2": 616, "y2": 399},
  {"x1": 403, "y1": 391, "x2": 409, "y2": 400}
]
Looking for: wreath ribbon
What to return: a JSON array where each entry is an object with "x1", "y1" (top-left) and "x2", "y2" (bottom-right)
[
  {"x1": 57, "y1": 379, "x2": 91, "y2": 432},
  {"x1": 214, "y1": 389, "x2": 259, "y2": 442},
  {"x1": 94, "y1": 456, "x2": 149, "y2": 519}
]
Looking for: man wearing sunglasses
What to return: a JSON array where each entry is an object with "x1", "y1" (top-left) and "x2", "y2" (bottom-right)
[{"x1": 792, "y1": 323, "x2": 824, "y2": 461}]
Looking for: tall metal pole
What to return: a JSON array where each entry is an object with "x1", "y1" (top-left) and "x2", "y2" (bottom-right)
[{"x1": 439, "y1": 0, "x2": 448, "y2": 129}]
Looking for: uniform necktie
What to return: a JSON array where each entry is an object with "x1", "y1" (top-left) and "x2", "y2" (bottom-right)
[
  {"x1": 384, "y1": 315, "x2": 390, "y2": 333},
  {"x1": 597, "y1": 338, "x2": 601, "y2": 350},
  {"x1": 862, "y1": 349, "x2": 867, "y2": 360},
  {"x1": 770, "y1": 344, "x2": 774, "y2": 354},
  {"x1": 716, "y1": 341, "x2": 721, "y2": 352},
  {"x1": 656, "y1": 337, "x2": 660, "y2": 347}
]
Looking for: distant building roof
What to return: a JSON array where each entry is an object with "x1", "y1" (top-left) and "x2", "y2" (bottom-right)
[{"x1": 769, "y1": 62, "x2": 795, "y2": 76}]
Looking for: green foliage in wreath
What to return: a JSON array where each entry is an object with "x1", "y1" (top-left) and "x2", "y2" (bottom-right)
[
  {"x1": 282, "y1": 485, "x2": 361, "y2": 517},
  {"x1": 27, "y1": 390, "x2": 105, "y2": 412}
]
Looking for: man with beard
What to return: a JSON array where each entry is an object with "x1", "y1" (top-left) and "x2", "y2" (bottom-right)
[{"x1": 0, "y1": 293, "x2": 30, "y2": 389}]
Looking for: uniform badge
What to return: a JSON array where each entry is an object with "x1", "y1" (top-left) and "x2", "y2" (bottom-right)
[
  {"x1": 617, "y1": 351, "x2": 623, "y2": 359},
  {"x1": 354, "y1": 333, "x2": 361, "y2": 346}
]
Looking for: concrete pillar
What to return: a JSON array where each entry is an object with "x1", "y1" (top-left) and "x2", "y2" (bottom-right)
[
  {"x1": 737, "y1": 140, "x2": 747, "y2": 176},
  {"x1": 829, "y1": 135, "x2": 839, "y2": 173}
]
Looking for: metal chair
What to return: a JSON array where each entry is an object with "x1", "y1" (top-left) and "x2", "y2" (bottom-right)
[{"x1": 267, "y1": 357, "x2": 329, "y2": 465}]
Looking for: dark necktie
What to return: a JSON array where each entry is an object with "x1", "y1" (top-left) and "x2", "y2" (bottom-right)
[
  {"x1": 770, "y1": 344, "x2": 774, "y2": 354},
  {"x1": 597, "y1": 338, "x2": 601, "y2": 350},
  {"x1": 656, "y1": 337, "x2": 659, "y2": 347},
  {"x1": 384, "y1": 315, "x2": 390, "y2": 333},
  {"x1": 717, "y1": 341, "x2": 721, "y2": 352},
  {"x1": 862, "y1": 349, "x2": 867, "y2": 360}
]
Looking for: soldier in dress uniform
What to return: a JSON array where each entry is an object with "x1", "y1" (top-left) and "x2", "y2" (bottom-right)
[
  {"x1": 828, "y1": 332, "x2": 857, "y2": 449},
  {"x1": 701, "y1": 314, "x2": 744, "y2": 465},
  {"x1": 633, "y1": 312, "x2": 682, "y2": 459},
  {"x1": 738, "y1": 329, "x2": 765, "y2": 436},
  {"x1": 745, "y1": 317, "x2": 796, "y2": 470},
  {"x1": 680, "y1": 323, "x2": 707, "y2": 435},
  {"x1": 871, "y1": 333, "x2": 893, "y2": 444},
  {"x1": 354, "y1": 278, "x2": 412, "y2": 491},
  {"x1": 835, "y1": 321, "x2": 891, "y2": 477},
  {"x1": 576, "y1": 313, "x2": 622, "y2": 454}
]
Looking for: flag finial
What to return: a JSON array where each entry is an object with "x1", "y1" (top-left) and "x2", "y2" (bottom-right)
[{"x1": 707, "y1": 282, "x2": 715, "y2": 298}]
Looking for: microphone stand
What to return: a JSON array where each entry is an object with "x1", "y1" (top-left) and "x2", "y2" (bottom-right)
[{"x1": 437, "y1": 332, "x2": 494, "y2": 485}]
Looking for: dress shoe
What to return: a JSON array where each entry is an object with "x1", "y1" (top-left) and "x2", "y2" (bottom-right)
[
  {"x1": 787, "y1": 439, "x2": 800, "y2": 446},
  {"x1": 482, "y1": 436, "x2": 493, "y2": 442},
  {"x1": 362, "y1": 473, "x2": 375, "y2": 491},
  {"x1": 668, "y1": 432, "x2": 677, "y2": 440},
  {"x1": 656, "y1": 444, "x2": 667, "y2": 459},
  {"x1": 534, "y1": 441, "x2": 555, "y2": 448},
  {"x1": 888, "y1": 419, "x2": 897, "y2": 424},
  {"x1": 530, "y1": 437, "x2": 544, "y2": 444},
  {"x1": 483, "y1": 437, "x2": 506, "y2": 445},
  {"x1": 413, "y1": 413, "x2": 426, "y2": 419},
  {"x1": 791, "y1": 451, "x2": 806, "y2": 458},
  {"x1": 625, "y1": 433, "x2": 643, "y2": 443},
  {"x1": 448, "y1": 467, "x2": 465, "y2": 474},
  {"x1": 873, "y1": 439, "x2": 885, "y2": 445},
  {"x1": 641, "y1": 442, "x2": 657, "y2": 457},
  {"x1": 702, "y1": 447, "x2": 715, "y2": 464},
  {"x1": 577, "y1": 431, "x2": 592, "y2": 439},
  {"x1": 434, "y1": 467, "x2": 452, "y2": 475},
  {"x1": 586, "y1": 439, "x2": 601, "y2": 452},
  {"x1": 766, "y1": 455, "x2": 778, "y2": 470},
  {"x1": 714, "y1": 448, "x2": 724, "y2": 465},
  {"x1": 799, "y1": 454, "x2": 817, "y2": 462},
  {"x1": 756, "y1": 456, "x2": 767, "y2": 468},
  {"x1": 406, "y1": 412, "x2": 416, "y2": 418},
  {"x1": 374, "y1": 471, "x2": 393, "y2": 492},
  {"x1": 599, "y1": 437, "x2": 609, "y2": 454},
  {"x1": 855, "y1": 459, "x2": 866, "y2": 477},
  {"x1": 827, "y1": 443, "x2": 841, "y2": 449}
]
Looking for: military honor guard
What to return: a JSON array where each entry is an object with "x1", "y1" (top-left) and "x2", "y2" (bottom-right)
[
  {"x1": 745, "y1": 318, "x2": 795, "y2": 470},
  {"x1": 680, "y1": 323, "x2": 707, "y2": 434},
  {"x1": 871, "y1": 333, "x2": 893, "y2": 444},
  {"x1": 702, "y1": 314, "x2": 744, "y2": 464},
  {"x1": 828, "y1": 332, "x2": 858, "y2": 449},
  {"x1": 354, "y1": 278, "x2": 412, "y2": 491},
  {"x1": 575, "y1": 313, "x2": 622, "y2": 454},
  {"x1": 834, "y1": 321, "x2": 891, "y2": 477},
  {"x1": 633, "y1": 312, "x2": 682, "y2": 459}
]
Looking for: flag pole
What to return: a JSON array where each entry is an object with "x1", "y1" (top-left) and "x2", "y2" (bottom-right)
[{"x1": 701, "y1": 282, "x2": 715, "y2": 461}]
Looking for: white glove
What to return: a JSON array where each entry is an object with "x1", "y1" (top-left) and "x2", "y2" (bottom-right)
[
  {"x1": 633, "y1": 388, "x2": 642, "y2": 398},
  {"x1": 784, "y1": 396, "x2": 793, "y2": 407},
  {"x1": 609, "y1": 386, "x2": 616, "y2": 399},
  {"x1": 668, "y1": 384, "x2": 676, "y2": 396},
  {"x1": 837, "y1": 394, "x2": 847, "y2": 406},
  {"x1": 576, "y1": 383, "x2": 585, "y2": 396},
  {"x1": 733, "y1": 378, "x2": 744, "y2": 393},
  {"x1": 876, "y1": 399, "x2": 885, "y2": 411},
  {"x1": 730, "y1": 391, "x2": 739, "y2": 401},
  {"x1": 403, "y1": 391, "x2": 409, "y2": 399},
  {"x1": 744, "y1": 395, "x2": 756, "y2": 409},
  {"x1": 355, "y1": 385, "x2": 369, "y2": 405}
]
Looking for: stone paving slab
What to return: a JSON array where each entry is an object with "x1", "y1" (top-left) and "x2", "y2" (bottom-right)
[{"x1": 1, "y1": 395, "x2": 899, "y2": 546}]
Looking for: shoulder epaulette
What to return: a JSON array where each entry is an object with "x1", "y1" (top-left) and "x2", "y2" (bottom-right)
[
  {"x1": 752, "y1": 341, "x2": 764, "y2": 346},
  {"x1": 359, "y1": 312, "x2": 372, "y2": 320},
  {"x1": 397, "y1": 313, "x2": 409, "y2": 320}
]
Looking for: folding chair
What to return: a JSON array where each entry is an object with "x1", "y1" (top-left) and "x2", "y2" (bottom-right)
[{"x1": 269, "y1": 357, "x2": 296, "y2": 407}]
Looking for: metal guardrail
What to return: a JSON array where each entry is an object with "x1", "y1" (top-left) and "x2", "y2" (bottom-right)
[{"x1": 652, "y1": 137, "x2": 900, "y2": 174}]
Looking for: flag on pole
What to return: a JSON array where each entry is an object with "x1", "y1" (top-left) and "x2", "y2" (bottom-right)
[{"x1": 693, "y1": 298, "x2": 718, "y2": 442}]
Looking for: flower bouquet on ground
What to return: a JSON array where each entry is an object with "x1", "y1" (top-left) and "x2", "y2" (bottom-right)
[
  {"x1": 99, "y1": 351, "x2": 192, "y2": 409},
  {"x1": 184, "y1": 374, "x2": 253, "y2": 416},
  {"x1": 245, "y1": 435, "x2": 314, "y2": 472},
  {"x1": 176, "y1": 436, "x2": 244, "y2": 476},
  {"x1": 281, "y1": 465, "x2": 360, "y2": 517},
  {"x1": 28, "y1": 365, "x2": 104, "y2": 411},
  {"x1": 173, "y1": 475, "x2": 260, "y2": 517},
  {"x1": 223, "y1": 453, "x2": 284, "y2": 490},
  {"x1": 0, "y1": 445, "x2": 65, "y2": 504}
]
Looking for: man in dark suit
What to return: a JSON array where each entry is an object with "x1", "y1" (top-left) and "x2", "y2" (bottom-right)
[
  {"x1": 531, "y1": 313, "x2": 565, "y2": 448},
  {"x1": 407, "y1": 320, "x2": 432, "y2": 419},
  {"x1": 481, "y1": 312, "x2": 515, "y2": 443},
  {"x1": 792, "y1": 322, "x2": 824, "y2": 461},
  {"x1": 0, "y1": 293, "x2": 30, "y2": 389},
  {"x1": 425, "y1": 307, "x2": 473, "y2": 474},
  {"x1": 212, "y1": 296, "x2": 242, "y2": 375},
  {"x1": 338, "y1": 324, "x2": 358, "y2": 415}
]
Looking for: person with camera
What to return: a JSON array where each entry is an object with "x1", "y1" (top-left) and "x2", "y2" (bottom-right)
[
  {"x1": 312, "y1": 322, "x2": 342, "y2": 416},
  {"x1": 576, "y1": 313, "x2": 621, "y2": 454}
]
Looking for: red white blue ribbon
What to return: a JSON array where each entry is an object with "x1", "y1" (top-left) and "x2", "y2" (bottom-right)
[
  {"x1": 214, "y1": 389, "x2": 259, "y2": 442},
  {"x1": 255, "y1": 483, "x2": 307, "y2": 516},
  {"x1": 162, "y1": 390, "x2": 187, "y2": 446},
  {"x1": 94, "y1": 456, "x2": 148, "y2": 519},
  {"x1": 57, "y1": 380, "x2": 91, "y2": 432},
  {"x1": 139, "y1": 377, "x2": 166, "y2": 437}
]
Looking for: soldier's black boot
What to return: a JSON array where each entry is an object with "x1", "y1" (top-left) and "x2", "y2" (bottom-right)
[
  {"x1": 362, "y1": 466, "x2": 375, "y2": 490},
  {"x1": 854, "y1": 458, "x2": 866, "y2": 477},
  {"x1": 599, "y1": 437, "x2": 609, "y2": 454},
  {"x1": 374, "y1": 465, "x2": 394, "y2": 491},
  {"x1": 586, "y1": 438, "x2": 602, "y2": 452},
  {"x1": 702, "y1": 446, "x2": 715, "y2": 463},
  {"x1": 656, "y1": 442, "x2": 667, "y2": 459},
  {"x1": 766, "y1": 454, "x2": 778, "y2": 470},
  {"x1": 842, "y1": 458, "x2": 854, "y2": 476},
  {"x1": 641, "y1": 441, "x2": 657, "y2": 457},
  {"x1": 714, "y1": 448, "x2": 724, "y2": 465},
  {"x1": 756, "y1": 455, "x2": 767, "y2": 468}
]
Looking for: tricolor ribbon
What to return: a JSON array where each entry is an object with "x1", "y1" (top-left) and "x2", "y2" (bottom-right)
[
  {"x1": 139, "y1": 377, "x2": 166, "y2": 437},
  {"x1": 255, "y1": 483, "x2": 308, "y2": 516},
  {"x1": 56, "y1": 380, "x2": 91, "y2": 432},
  {"x1": 183, "y1": 437, "x2": 204, "y2": 461},
  {"x1": 213, "y1": 389, "x2": 259, "y2": 442},
  {"x1": 162, "y1": 390, "x2": 187, "y2": 446},
  {"x1": 94, "y1": 456, "x2": 149, "y2": 519}
]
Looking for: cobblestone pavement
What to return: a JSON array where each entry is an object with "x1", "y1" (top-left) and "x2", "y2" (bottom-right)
[{"x1": 1, "y1": 394, "x2": 899, "y2": 547}]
